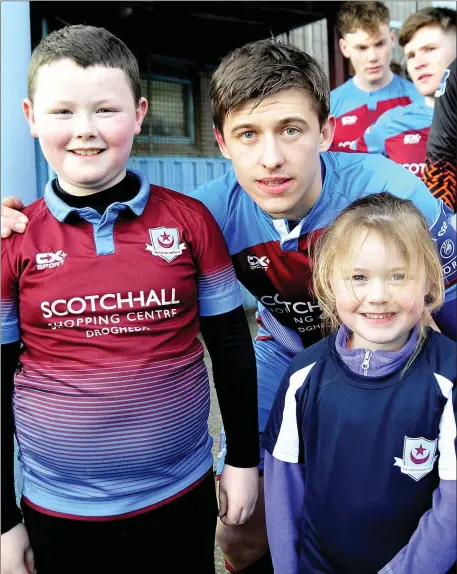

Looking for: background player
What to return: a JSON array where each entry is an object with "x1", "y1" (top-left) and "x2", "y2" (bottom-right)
[
  {"x1": 264, "y1": 193, "x2": 456, "y2": 574},
  {"x1": 331, "y1": 1, "x2": 420, "y2": 150},
  {"x1": 353, "y1": 7, "x2": 456, "y2": 181},
  {"x1": 2, "y1": 39, "x2": 456, "y2": 574}
]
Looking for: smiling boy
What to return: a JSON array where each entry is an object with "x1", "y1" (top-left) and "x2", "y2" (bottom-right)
[{"x1": 1, "y1": 25, "x2": 260, "y2": 574}]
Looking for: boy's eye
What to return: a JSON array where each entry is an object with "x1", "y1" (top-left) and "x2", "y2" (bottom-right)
[
  {"x1": 97, "y1": 108, "x2": 116, "y2": 113},
  {"x1": 53, "y1": 110, "x2": 72, "y2": 115}
]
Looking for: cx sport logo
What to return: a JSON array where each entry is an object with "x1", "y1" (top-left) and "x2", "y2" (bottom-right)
[
  {"x1": 36, "y1": 250, "x2": 67, "y2": 270},
  {"x1": 247, "y1": 255, "x2": 270, "y2": 271}
]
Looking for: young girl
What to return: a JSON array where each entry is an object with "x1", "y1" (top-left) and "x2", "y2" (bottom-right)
[{"x1": 262, "y1": 192, "x2": 456, "y2": 574}]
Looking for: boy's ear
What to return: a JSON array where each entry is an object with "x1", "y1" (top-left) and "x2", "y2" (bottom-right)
[
  {"x1": 213, "y1": 127, "x2": 231, "y2": 160},
  {"x1": 134, "y1": 97, "x2": 149, "y2": 136},
  {"x1": 22, "y1": 99, "x2": 38, "y2": 138},
  {"x1": 319, "y1": 115, "x2": 336, "y2": 152},
  {"x1": 339, "y1": 37, "x2": 350, "y2": 59},
  {"x1": 390, "y1": 28, "x2": 396, "y2": 46}
]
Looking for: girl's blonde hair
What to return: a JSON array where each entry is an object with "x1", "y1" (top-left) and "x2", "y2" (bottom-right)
[{"x1": 312, "y1": 192, "x2": 444, "y2": 370}]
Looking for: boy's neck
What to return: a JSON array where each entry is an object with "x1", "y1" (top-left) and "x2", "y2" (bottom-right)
[
  {"x1": 353, "y1": 69, "x2": 394, "y2": 92},
  {"x1": 424, "y1": 95, "x2": 435, "y2": 108}
]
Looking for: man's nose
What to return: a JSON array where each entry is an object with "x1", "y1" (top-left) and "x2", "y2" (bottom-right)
[{"x1": 260, "y1": 135, "x2": 285, "y2": 170}]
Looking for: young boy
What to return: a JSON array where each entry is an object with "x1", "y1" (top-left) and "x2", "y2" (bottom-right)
[
  {"x1": 1, "y1": 25, "x2": 260, "y2": 574},
  {"x1": 3, "y1": 38, "x2": 456, "y2": 574},
  {"x1": 331, "y1": 1, "x2": 420, "y2": 150},
  {"x1": 353, "y1": 8, "x2": 456, "y2": 185}
]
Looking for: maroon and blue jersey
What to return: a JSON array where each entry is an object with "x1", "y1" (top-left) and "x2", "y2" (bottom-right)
[
  {"x1": 191, "y1": 152, "x2": 456, "y2": 431},
  {"x1": 353, "y1": 99, "x2": 434, "y2": 178},
  {"x1": 1, "y1": 170, "x2": 243, "y2": 519},
  {"x1": 330, "y1": 75, "x2": 420, "y2": 150}
]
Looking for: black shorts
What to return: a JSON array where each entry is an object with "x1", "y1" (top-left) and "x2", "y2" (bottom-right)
[{"x1": 22, "y1": 471, "x2": 217, "y2": 574}]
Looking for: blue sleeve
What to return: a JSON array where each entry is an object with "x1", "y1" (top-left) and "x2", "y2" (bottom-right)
[
  {"x1": 195, "y1": 203, "x2": 243, "y2": 316},
  {"x1": 264, "y1": 452, "x2": 305, "y2": 574},
  {"x1": 352, "y1": 116, "x2": 388, "y2": 155},
  {"x1": 379, "y1": 480, "x2": 456, "y2": 574}
]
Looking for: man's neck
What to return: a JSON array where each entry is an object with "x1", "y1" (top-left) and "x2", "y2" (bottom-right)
[{"x1": 353, "y1": 69, "x2": 394, "y2": 92}]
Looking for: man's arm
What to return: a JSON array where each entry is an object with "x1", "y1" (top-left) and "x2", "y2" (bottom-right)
[
  {"x1": 1, "y1": 197, "x2": 28, "y2": 238},
  {"x1": 200, "y1": 307, "x2": 259, "y2": 526},
  {"x1": 423, "y1": 60, "x2": 456, "y2": 211}
]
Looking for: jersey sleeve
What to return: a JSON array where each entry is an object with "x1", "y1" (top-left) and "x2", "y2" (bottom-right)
[
  {"x1": 396, "y1": 170, "x2": 457, "y2": 295},
  {"x1": 262, "y1": 359, "x2": 315, "y2": 463},
  {"x1": 352, "y1": 116, "x2": 388, "y2": 155},
  {"x1": 1, "y1": 240, "x2": 20, "y2": 344},
  {"x1": 423, "y1": 60, "x2": 457, "y2": 210},
  {"x1": 195, "y1": 202, "x2": 243, "y2": 316}
]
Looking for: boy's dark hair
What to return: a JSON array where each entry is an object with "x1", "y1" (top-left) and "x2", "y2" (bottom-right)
[
  {"x1": 399, "y1": 7, "x2": 456, "y2": 47},
  {"x1": 337, "y1": 1, "x2": 390, "y2": 38},
  {"x1": 210, "y1": 39, "x2": 329, "y2": 133},
  {"x1": 28, "y1": 25, "x2": 141, "y2": 103}
]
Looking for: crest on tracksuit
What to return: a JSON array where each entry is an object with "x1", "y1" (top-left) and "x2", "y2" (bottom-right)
[{"x1": 394, "y1": 436, "x2": 438, "y2": 481}]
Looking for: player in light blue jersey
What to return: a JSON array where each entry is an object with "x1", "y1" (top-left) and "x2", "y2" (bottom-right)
[
  {"x1": 330, "y1": 1, "x2": 420, "y2": 150},
  {"x1": 2, "y1": 39, "x2": 456, "y2": 574},
  {"x1": 353, "y1": 7, "x2": 456, "y2": 184}
]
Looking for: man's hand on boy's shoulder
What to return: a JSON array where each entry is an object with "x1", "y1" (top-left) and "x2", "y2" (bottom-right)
[
  {"x1": 1, "y1": 197, "x2": 28, "y2": 238},
  {"x1": 1, "y1": 523, "x2": 36, "y2": 574},
  {"x1": 218, "y1": 465, "x2": 259, "y2": 526}
]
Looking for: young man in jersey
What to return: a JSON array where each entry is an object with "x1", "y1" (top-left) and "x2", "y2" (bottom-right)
[
  {"x1": 423, "y1": 58, "x2": 457, "y2": 210},
  {"x1": 331, "y1": 1, "x2": 420, "y2": 150},
  {"x1": 353, "y1": 8, "x2": 456, "y2": 184},
  {"x1": 2, "y1": 39, "x2": 456, "y2": 574},
  {"x1": 1, "y1": 25, "x2": 260, "y2": 574}
]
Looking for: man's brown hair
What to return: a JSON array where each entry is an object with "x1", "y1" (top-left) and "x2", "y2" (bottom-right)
[
  {"x1": 399, "y1": 7, "x2": 456, "y2": 47},
  {"x1": 210, "y1": 39, "x2": 329, "y2": 134},
  {"x1": 337, "y1": 1, "x2": 390, "y2": 38},
  {"x1": 28, "y1": 25, "x2": 141, "y2": 103}
]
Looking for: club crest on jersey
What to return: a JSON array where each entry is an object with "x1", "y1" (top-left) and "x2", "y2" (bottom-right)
[
  {"x1": 394, "y1": 436, "x2": 437, "y2": 481},
  {"x1": 145, "y1": 227, "x2": 186, "y2": 262}
]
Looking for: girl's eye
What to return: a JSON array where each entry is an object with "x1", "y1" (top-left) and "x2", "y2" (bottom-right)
[
  {"x1": 391, "y1": 273, "x2": 405, "y2": 281},
  {"x1": 352, "y1": 275, "x2": 366, "y2": 281}
]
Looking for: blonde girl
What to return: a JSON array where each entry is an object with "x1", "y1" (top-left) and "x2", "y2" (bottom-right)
[{"x1": 262, "y1": 193, "x2": 456, "y2": 574}]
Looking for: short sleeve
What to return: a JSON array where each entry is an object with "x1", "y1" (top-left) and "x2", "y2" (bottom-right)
[
  {"x1": 195, "y1": 203, "x2": 243, "y2": 316},
  {"x1": 1, "y1": 240, "x2": 20, "y2": 344},
  {"x1": 263, "y1": 360, "x2": 316, "y2": 463}
]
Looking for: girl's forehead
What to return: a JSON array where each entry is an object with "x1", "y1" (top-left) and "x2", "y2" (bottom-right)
[{"x1": 340, "y1": 230, "x2": 407, "y2": 268}]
